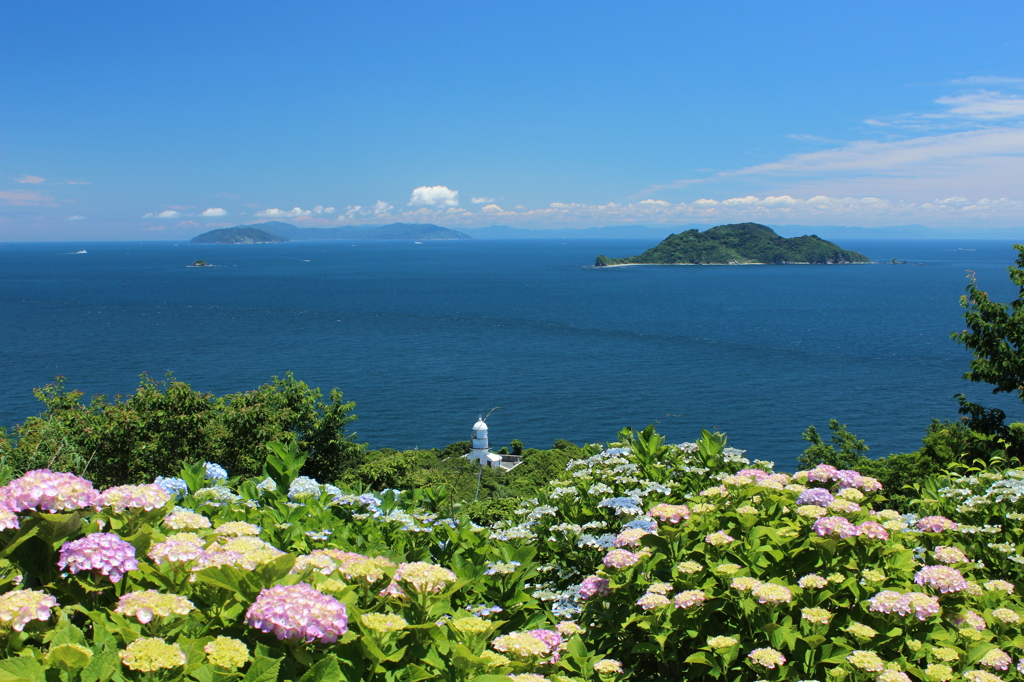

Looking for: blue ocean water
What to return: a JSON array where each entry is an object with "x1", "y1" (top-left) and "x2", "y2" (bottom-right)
[{"x1": 1, "y1": 238, "x2": 1021, "y2": 470}]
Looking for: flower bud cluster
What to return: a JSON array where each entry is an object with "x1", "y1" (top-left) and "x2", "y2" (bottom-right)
[{"x1": 120, "y1": 637, "x2": 186, "y2": 672}]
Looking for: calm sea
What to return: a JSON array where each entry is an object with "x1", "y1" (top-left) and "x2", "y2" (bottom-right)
[{"x1": 2, "y1": 238, "x2": 1021, "y2": 471}]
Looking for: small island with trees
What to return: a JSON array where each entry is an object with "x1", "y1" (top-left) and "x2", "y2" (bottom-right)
[{"x1": 595, "y1": 222, "x2": 869, "y2": 266}]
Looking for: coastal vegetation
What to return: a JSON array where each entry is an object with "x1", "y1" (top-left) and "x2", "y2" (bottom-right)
[
  {"x1": 2, "y1": 248, "x2": 1024, "y2": 681},
  {"x1": 595, "y1": 223, "x2": 869, "y2": 266}
]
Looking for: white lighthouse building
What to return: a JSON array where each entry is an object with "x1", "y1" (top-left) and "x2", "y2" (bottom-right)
[{"x1": 465, "y1": 416, "x2": 519, "y2": 469}]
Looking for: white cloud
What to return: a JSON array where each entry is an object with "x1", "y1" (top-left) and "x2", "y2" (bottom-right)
[
  {"x1": 66, "y1": 180, "x2": 90, "y2": 185},
  {"x1": 312, "y1": 205, "x2": 335, "y2": 214},
  {"x1": 949, "y1": 76, "x2": 1024, "y2": 85},
  {"x1": 66, "y1": 215, "x2": 85, "y2": 221},
  {"x1": 15, "y1": 175, "x2": 45, "y2": 184},
  {"x1": 255, "y1": 207, "x2": 311, "y2": 218},
  {"x1": 200, "y1": 207, "x2": 228, "y2": 217},
  {"x1": 341, "y1": 193, "x2": 1024, "y2": 229},
  {"x1": 471, "y1": 196, "x2": 494, "y2": 204},
  {"x1": 408, "y1": 185, "x2": 459, "y2": 207},
  {"x1": 158, "y1": 210, "x2": 180, "y2": 218},
  {"x1": 373, "y1": 200, "x2": 393, "y2": 215}
]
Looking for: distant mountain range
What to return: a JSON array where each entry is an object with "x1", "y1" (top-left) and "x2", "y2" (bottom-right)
[
  {"x1": 596, "y1": 223, "x2": 869, "y2": 266},
  {"x1": 191, "y1": 220, "x2": 1024, "y2": 245},
  {"x1": 190, "y1": 221, "x2": 470, "y2": 243},
  {"x1": 464, "y1": 223, "x2": 1024, "y2": 240}
]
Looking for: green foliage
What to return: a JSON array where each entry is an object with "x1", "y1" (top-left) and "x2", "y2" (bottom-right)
[
  {"x1": 950, "y1": 244, "x2": 1024, "y2": 455},
  {"x1": 596, "y1": 223, "x2": 868, "y2": 266},
  {"x1": 797, "y1": 420, "x2": 871, "y2": 471},
  {"x1": 0, "y1": 373, "x2": 361, "y2": 487}
]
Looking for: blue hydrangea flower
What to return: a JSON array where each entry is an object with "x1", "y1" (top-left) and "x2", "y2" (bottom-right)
[
  {"x1": 153, "y1": 476, "x2": 188, "y2": 500},
  {"x1": 256, "y1": 477, "x2": 277, "y2": 493},
  {"x1": 204, "y1": 462, "x2": 228, "y2": 482},
  {"x1": 288, "y1": 476, "x2": 321, "y2": 501}
]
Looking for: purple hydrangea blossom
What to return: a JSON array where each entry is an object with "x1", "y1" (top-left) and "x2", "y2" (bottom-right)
[
  {"x1": 796, "y1": 488, "x2": 835, "y2": 507},
  {"x1": 58, "y1": 532, "x2": 139, "y2": 582},
  {"x1": 579, "y1": 576, "x2": 611, "y2": 600}
]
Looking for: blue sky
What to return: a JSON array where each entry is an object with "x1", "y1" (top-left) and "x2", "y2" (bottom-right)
[{"x1": 2, "y1": 1, "x2": 1023, "y2": 240}]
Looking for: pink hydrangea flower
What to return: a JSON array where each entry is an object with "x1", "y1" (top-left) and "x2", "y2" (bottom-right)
[
  {"x1": 980, "y1": 649, "x2": 1012, "y2": 671},
  {"x1": 0, "y1": 470, "x2": 100, "y2": 512},
  {"x1": 673, "y1": 590, "x2": 707, "y2": 609},
  {"x1": 0, "y1": 509, "x2": 19, "y2": 531},
  {"x1": 834, "y1": 470, "x2": 864, "y2": 489},
  {"x1": 245, "y1": 583, "x2": 348, "y2": 643},
  {"x1": 704, "y1": 531, "x2": 735, "y2": 546},
  {"x1": 914, "y1": 565, "x2": 968, "y2": 594},
  {"x1": 857, "y1": 521, "x2": 889, "y2": 540},
  {"x1": 868, "y1": 590, "x2": 941, "y2": 620},
  {"x1": 614, "y1": 527, "x2": 652, "y2": 547},
  {"x1": 933, "y1": 546, "x2": 969, "y2": 564},
  {"x1": 805, "y1": 465, "x2": 838, "y2": 482},
  {"x1": 736, "y1": 468, "x2": 769, "y2": 481},
  {"x1": 917, "y1": 516, "x2": 957, "y2": 533},
  {"x1": 99, "y1": 484, "x2": 171, "y2": 513},
  {"x1": 0, "y1": 589, "x2": 58, "y2": 631},
  {"x1": 58, "y1": 532, "x2": 139, "y2": 582},
  {"x1": 528, "y1": 629, "x2": 564, "y2": 662},
  {"x1": 579, "y1": 576, "x2": 611, "y2": 600},
  {"x1": 812, "y1": 516, "x2": 860, "y2": 539},
  {"x1": 858, "y1": 476, "x2": 883, "y2": 492},
  {"x1": 603, "y1": 549, "x2": 641, "y2": 569},
  {"x1": 648, "y1": 503, "x2": 689, "y2": 524}
]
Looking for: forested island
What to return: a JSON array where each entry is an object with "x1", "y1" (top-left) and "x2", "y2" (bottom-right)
[
  {"x1": 595, "y1": 222, "x2": 869, "y2": 266},
  {"x1": 191, "y1": 221, "x2": 470, "y2": 243},
  {"x1": 190, "y1": 227, "x2": 290, "y2": 244}
]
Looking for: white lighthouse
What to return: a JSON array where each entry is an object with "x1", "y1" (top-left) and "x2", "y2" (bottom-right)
[{"x1": 467, "y1": 416, "x2": 503, "y2": 467}]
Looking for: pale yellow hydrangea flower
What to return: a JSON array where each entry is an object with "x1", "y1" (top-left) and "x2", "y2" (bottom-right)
[
  {"x1": 204, "y1": 637, "x2": 249, "y2": 669},
  {"x1": 120, "y1": 637, "x2": 186, "y2": 672}
]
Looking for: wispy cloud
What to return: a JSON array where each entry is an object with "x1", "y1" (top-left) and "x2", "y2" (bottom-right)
[
  {"x1": 471, "y1": 196, "x2": 494, "y2": 204},
  {"x1": 66, "y1": 180, "x2": 90, "y2": 185},
  {"x1": 0, "y1": 189, "x2": 57, "y2": 206},
  {"x1": 409, "y1": 185, "x2": 459, "y2": 207},
  {"x1": 15, "y1": 175, "x2": 45, "y2": 184},
  {"x1": 639, "y1": 79, "x2": 1024, "y2": 209},
  {"x1": 66, "y1": 215, "x2": 85, "y2": 221},
  {"x1": 200, "y1": 207, "x2": 227, "y2": 217}
]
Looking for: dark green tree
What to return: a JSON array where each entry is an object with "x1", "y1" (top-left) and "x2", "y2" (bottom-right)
[{"x1": 951, "y1": 244, "x2": 1024, "y2": 459}]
